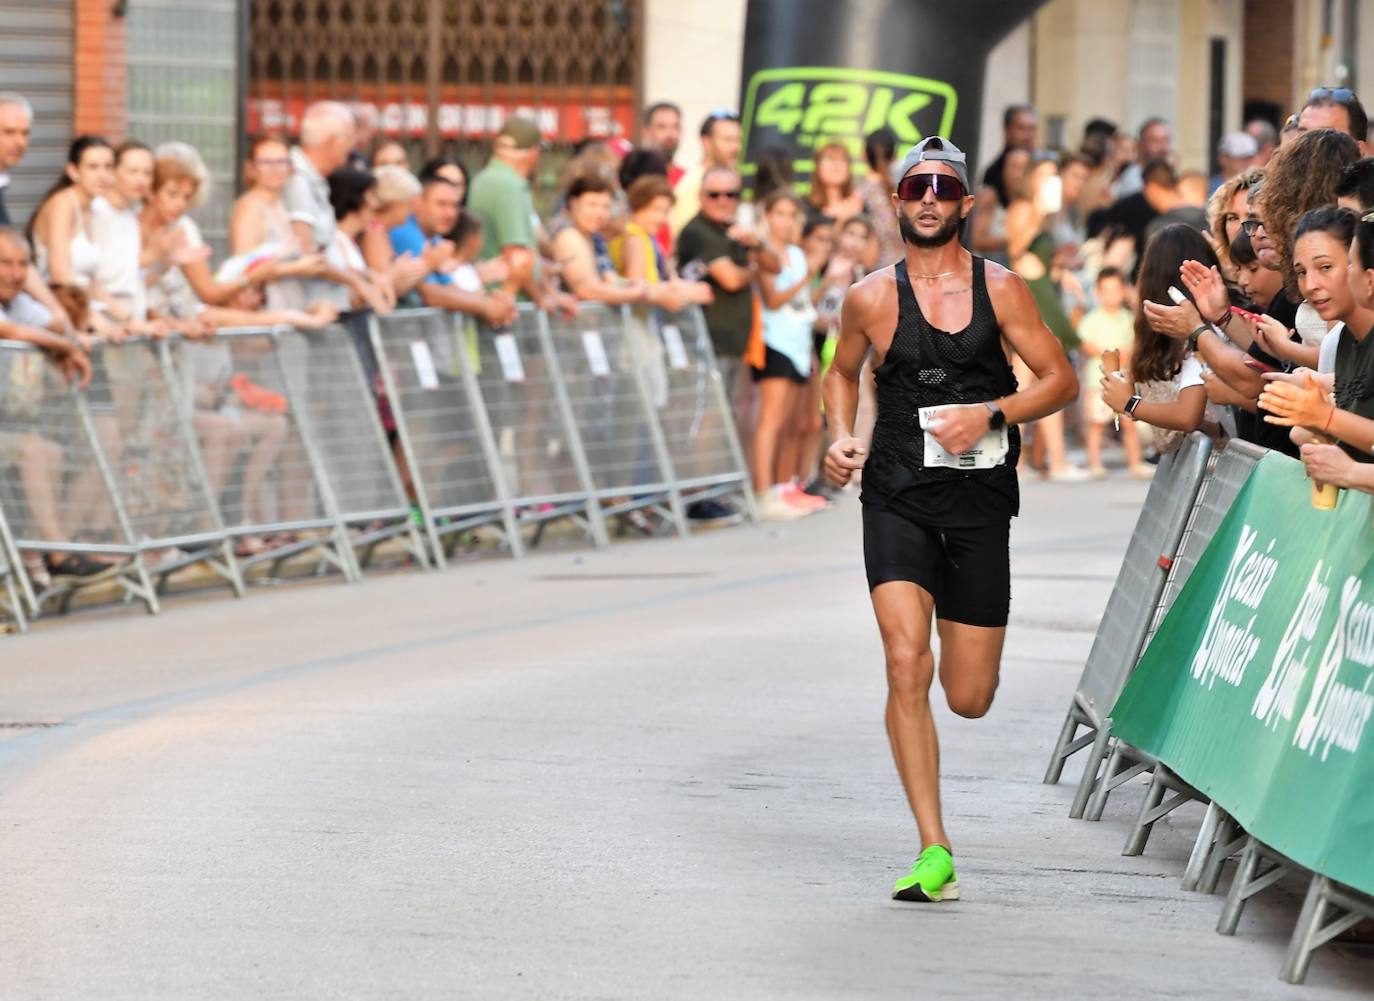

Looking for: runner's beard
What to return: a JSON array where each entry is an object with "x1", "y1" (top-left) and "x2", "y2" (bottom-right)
[{"x1": 900, "y1": 209, "x2": 963, "y2": 248}]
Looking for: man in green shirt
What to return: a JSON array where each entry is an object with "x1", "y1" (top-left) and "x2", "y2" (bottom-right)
[{"x1": 468, "y1": 116, "x2": 572, "y2": 312}]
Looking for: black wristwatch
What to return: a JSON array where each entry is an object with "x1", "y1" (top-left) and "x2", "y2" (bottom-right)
[
  {"x1": 984, "y1": 400, "x2": 1006, "y2": 430},
  {"x1": 1187, "y1": 323, "x2": 1209, "y2": 353},
  {"x1": 1125, "y1": 395, "x2": 1143, "y2": 416}
]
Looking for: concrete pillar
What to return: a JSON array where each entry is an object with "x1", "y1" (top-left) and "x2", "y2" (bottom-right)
[{"x1": 642, "y1": 0, "x2": 748, "y2": 172}]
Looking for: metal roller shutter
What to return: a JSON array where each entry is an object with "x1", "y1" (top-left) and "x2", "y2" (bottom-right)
[{"x1": 0, "y1": 1, "x2": 73, "y2": 228}]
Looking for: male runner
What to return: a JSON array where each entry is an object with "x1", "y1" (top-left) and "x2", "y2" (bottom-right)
[{"x1": 822, "y1": 137, "x2": 1078, "y2": 902}]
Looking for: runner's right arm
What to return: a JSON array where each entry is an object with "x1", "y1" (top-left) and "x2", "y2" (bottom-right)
[{"x1": 822, "y1": 277, "x2": 879, "y2": 486}]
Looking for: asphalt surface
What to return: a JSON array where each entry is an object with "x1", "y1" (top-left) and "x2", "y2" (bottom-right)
[{"x1": 1, "y1": 477, "x2": 1371, "y2": 1000}]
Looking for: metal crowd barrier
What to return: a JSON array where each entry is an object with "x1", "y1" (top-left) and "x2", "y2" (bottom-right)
[
  {"x1": 468, "y1": 304, "x2": 608, "y2": 548},
  {"x1": 1050, "y1": 438, "x2": 1374, "y2": 984},
  {"x1": 0, "y1": 304, "x2": 755, "y2": 627},
  {"x1": 0, "y1": 501, "x2": 28, "y2": 631},
  {"x1": 1045, "y1": 432, "x2": 1212, "y2": 819},
  {"x1": 0, "y1": 338, "x2": 242, "y2": 615},
  {"x1": 369, "y1": 309, "x2": 523, "y2": 566},
  {"x1": 647, "y1": 306, "x2": 758, "y2": 520},
  {"x1": 1082, "y1": 439, "x2": 1268, "y2": 825},
  {"x1": 278, "y1": 324, "x2": 428, "y2": 569},
  {"x1": 1204, "y1": 802, "x2": 1374, "y2": 985},
  {"x1": 545, "y1": 304, "x2": 686, "y2": 536},
  {"x1": 172, "y1": 330, "x2": 360, "y2": 584}
]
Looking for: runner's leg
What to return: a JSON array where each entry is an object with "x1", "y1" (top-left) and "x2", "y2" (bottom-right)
[
  {"x1": 871, "y1": 580, "x2": 949, "y2": 850},
  {"x1": 935, "y1": 619, "x2": 1007, "y2": 718},
  {"x1": 931, "y1": 521, "x2": 1010, "y2": 717}
]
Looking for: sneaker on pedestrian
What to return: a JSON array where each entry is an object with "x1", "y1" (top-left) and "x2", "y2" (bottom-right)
[
  {"x1": 1128, "y1": 463, "x2": 1156, "y2": 480},
  {"x1": 1048, "y1": 465, "x2": 1093, "y2": 483},
  {"x1": 892, "y1": 844, "x2": 959, "y2": 902},
  {"x1": 780, "y1": 480, "x2": 827, "y2": 512},
  {"x1": 757, "y1": 486, "x2": 809, "y2": 521},
  {"x1": 687, "y1": 499, "x2": 743, "y2": 526},
  {"x1": 1088, "y1": 465, "x2": 1108, "y2": 480}
]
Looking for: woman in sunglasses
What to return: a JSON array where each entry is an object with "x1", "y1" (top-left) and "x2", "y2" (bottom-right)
[{"x1": 822, "y1": 137, "x2": 1078, "y2": 905}]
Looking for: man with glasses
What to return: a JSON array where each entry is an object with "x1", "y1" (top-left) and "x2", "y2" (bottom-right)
[
  {"x1": 822, "y1": 137, "x2": 1077, "y2": 903},
  {"x1": 1298, "y1": 88, "x2": 1370, "y2": 152},
  {"x1": 675, "y1": 165, "x2": 775, "y2": 418},
  {"x1": 669, "y1": 109, "x2": 743, "y2": 237}
]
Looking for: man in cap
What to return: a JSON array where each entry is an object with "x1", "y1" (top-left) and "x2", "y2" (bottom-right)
[
  {"x1": 1209, "y1": 131, "x2": 1258, "y2": 195},
  {"x1": 468, "y1": 115, "x2": 572, "y2": 310},
  {"x1": 822, "y1": 137, "x2": 1077, "y2": 903}
]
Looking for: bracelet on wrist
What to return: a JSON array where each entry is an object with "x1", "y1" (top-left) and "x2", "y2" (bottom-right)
[{"x1": 1323, "y1": 407, "x2": 1335, "y2": 433}]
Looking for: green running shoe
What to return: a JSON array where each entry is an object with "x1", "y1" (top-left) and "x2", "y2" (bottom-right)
[{"x1": 892, "y1": 844, "x2": 959, "y2": 902}]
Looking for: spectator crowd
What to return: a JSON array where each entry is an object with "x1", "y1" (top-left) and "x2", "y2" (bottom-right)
[{"x1": 4, "y1": 83, "x2": 1374, "y2": 591}]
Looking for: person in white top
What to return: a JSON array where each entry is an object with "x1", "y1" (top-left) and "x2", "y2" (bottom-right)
[
  {"x1": 282, "y1": 101, "x2": 381, "y2": 311},
  {"x1": 1100, "y1": 223, "x2": 1209, "y2": 448},
  {"x1": 229, "y1": 136, "x2": 334, "y2": 310},
  {"x1": 752, "y1": 190, "x2": 828, "y2": 519},
  {"x1": 90, "y1": 140, "x2": 168, "y2": 337},
  {"x1": 28, "y1": 135, "x2": 122, "y2": 340}
]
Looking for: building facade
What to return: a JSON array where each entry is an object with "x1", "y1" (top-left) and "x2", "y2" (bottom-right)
[
  {"x1": 0, "y1": 0, "x2": 238, "y2": 245},
  {"x1": 2, "y1": 0, "x2": 1370, "y2": 239}
]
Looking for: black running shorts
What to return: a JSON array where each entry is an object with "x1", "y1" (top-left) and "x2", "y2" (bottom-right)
[
  {"x1": 862, "y1": 505, "x2": 1011, "y2": 627},
  {"x1": 751, "y1": 346, "x2": 808, "y2": 384}
]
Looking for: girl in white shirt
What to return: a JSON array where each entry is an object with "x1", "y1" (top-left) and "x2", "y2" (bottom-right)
[{"x1": 1101, "y1": 224, "x2": 1209, "y2": 449}]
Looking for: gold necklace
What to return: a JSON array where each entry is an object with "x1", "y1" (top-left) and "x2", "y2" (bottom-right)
[{"x1": 913, "y1": 270, "x2": 960, "y2": 280}]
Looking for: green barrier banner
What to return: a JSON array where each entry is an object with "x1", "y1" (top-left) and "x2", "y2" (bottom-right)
[{"x1": 1113, "y1": 452, "x2": 1374, "y2": 895}]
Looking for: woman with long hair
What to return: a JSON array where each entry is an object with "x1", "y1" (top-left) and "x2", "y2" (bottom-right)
[
  {"x1": 969, "y1": 146, "x2": 1030, "y2": 267},
  {"x1": 31, "y1": 136, "x2": 133, "y2": 546},
  {"x1": 1255, "y1": 128, "x2": 1359, "y2": 300},
  {"x1": 28, "y1": 135, "x2": 116, "y2": 320},
  {"x1": 1100, "y1": 224, "x2": 1210, "y2": 446},
  {"x1": 806, "y1": 141, "x2": 865, "y2": 225},
  {"x1": 1267, "y1": 209, "x2": 1374, "y2": 493},
  {"x1": 1259, "y1": 208, "x2": 1374, "y2": 455}
]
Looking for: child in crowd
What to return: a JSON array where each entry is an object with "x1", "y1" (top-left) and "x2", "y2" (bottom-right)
[
  {"x1": 1078, "y1": 266, "x2": 1147, "y2": 477},
  {"x1": 1100, "y1": 224, "x2": 1210, "y2": 454}
]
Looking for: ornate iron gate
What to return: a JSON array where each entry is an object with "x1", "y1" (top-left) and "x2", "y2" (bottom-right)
[{"x1": 248, "y1": 0, "x2": 643, "y2": 156}]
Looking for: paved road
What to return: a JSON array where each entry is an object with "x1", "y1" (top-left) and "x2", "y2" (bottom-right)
[{"x1": 2, "y1": 479, "x2": 1370, "y2": 1000}]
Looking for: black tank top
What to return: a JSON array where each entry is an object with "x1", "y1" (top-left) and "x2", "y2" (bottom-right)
[{"x1": 861, "y1": 255, "x2": 1021, "y2": 527}]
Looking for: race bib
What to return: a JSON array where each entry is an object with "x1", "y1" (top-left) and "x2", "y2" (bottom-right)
[{"x1": 919, "y1": 404, "x2": 1009, "y2": 470}]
